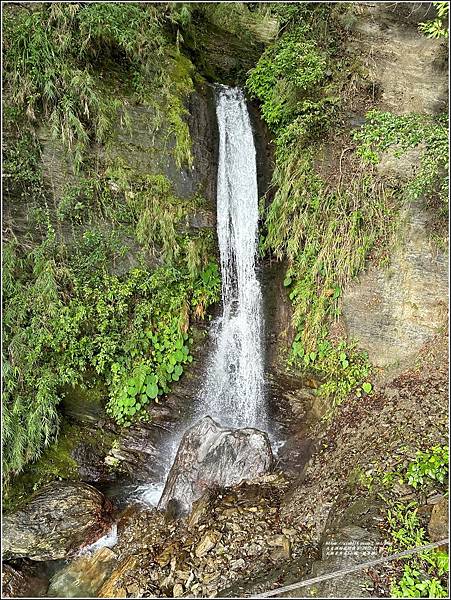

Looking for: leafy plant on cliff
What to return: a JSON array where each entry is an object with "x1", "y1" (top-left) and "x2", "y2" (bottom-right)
[
  {"x1": 2, "y1": 2, "x2": 219, "y2": 489},
  {"x1": 56, "y1": 164, "x2": 214, "y2": 277},
  {"x1": 419, "y1": 2, "x2": 449, "y2": 39},
  {"x1": 353, "y1": 110, "x2": 449, "y2": 205},
  {"x1": 2, "y1": 2, "x2": 194, "y2": 170},
  {"x1": 2, "y1": 110, "x2": 46, "y2": 206},
  {"x1": 246, "y1": 28, "x2": 329, "y2": 130},
  {"x1": 293, "y1": 340, "x2": 373, "y2": 410},
  {"x1": 264, "y1": 144, "x2": 395, "y2": 354},
  {"x1": 246, "y1": 4, "x2": 387, "y2": 408},
  {"x1": 2, "y1": 229, "x2": 220, "y2": 480}
]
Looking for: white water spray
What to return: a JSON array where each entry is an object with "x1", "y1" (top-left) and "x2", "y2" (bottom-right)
[{"x1": 200, "y1": 85, "x2": 265, "y2": 429}]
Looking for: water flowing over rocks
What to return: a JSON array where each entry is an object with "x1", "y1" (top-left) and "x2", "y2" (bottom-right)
[
  {"x1": 158, "y1": 416, "x2": 273, "y2": 513},
  {"x1": 2, "y1": 482, "x2": 114, "y2": 561}
]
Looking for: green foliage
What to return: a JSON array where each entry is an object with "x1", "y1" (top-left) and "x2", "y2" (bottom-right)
[
  {"x1": 387, "y1": 502, "x2": 428, "y2": 551},
  {"x1": 312, "y1": 342, "x2": 372, "y2": 408},
  {"x1": 353, "y1": 110, "x2": 449, "y2": 204},
  {"x1": 2, "y1": 112, "x2": 46, "y2": 204},
  {"x1": 291, "y1": 338, "x2": 373, "y2": 409},
  {"x1": 56, "y1": 166, "x2": 214, "y2": 278},
  {"x1": 1, "y1": 2, "x2": 213, "y2": 488},
  {"x1": 391, "y1": 563, "x2": 448, "y2": 598},
  {"x1": 104, "y1": 264, "x2": 219, "y2": 425},
  {"x1": 2, "y1": 3, "x2": 193, "y2": 170},
  {"x1": 357, "y1": 449, "x2": 448, "y2": 597},
  {"x1": 263, "y1": 149, "x2": 395, "y2": 353},
  {"x1": 246, "y1": 4, "x2": 389, "y2": 411},
  {"x1": 386, "y1": 501, "x2": 448, "y2": 598},
  {"x1": 363, "y1": 444, "x2": 449, "y2": 495},
  {"x1": 2, "y1": 228, "x2": 220, "y2": 480},
  {"x1": 104, "y1": 165, "x2": 206, "y2": 266},
  {"x1": 419, "y1": 2, "x2": 449, "y2": 39},
  {"x1": 247, "y1": 28, "x2": 329, "y2": 131},
  {"x1": 405, "y1": 445, "x2": 449, "y2": 489}
]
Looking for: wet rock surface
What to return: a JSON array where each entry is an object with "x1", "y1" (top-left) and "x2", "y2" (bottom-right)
[
  {"x1": 158, "y1": 416, "x2": 274, "y2": 513},
  {"x1": 106, "y1": 337, "x2": 214, "y2": 487},
  {"x1": 180, "y1": 9, "x2": 278, "y2": 84},
  {"x1": 2, "y1": 482, "x2": 114, "y2": 561},
  {"x1": 72, "y1": 441, "x2": 117, "y2": 484},
  {"x1": 47, "y1": 547, "x2": 118, "y2": 598},
  {"x1": 103, "y1": 84, "x2": 219, "y2": 208},
  {"x1": 1, "y1": 562, "x2": 49, "y2": 598}
]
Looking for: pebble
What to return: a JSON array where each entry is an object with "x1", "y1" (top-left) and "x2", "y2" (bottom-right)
[
  {"x1": 195, "y1": 530, "x2": 221, "y2": 558},
  {"x1": 173, "y1": 583, "x2": 184, "y2": 597}
]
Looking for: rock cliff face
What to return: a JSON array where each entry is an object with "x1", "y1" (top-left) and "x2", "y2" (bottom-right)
[
  {"x1": 343, "y1": 195, "x2": 448, "y2": 368},
  {"x1": 2, "y1": 4, "x2": 448, "y2": 597},
  {"x1": 341, "y1": 1, "x2": 448, "y2": 369},
  {"x1": 350, "y1": 2, "x2": 447, "y2": 115},
  {"x1": 37, "y1": 83, "x2": 219, "y2": 221}
]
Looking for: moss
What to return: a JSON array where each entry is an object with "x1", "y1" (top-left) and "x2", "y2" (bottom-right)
[
  {"x1": 3, "y1": 422, "x2": 82, "y2": 512},
  {"x1": 164, "y1": 48, "x2": 195, "y2": 168},
  {"x1": 61, "y1": 379, "x2": 107, "y2": 423},
  {"x1": 179, "y1": 3, "x2": 277, "y2": 85},
  {"x1": 2, "y1": 418, "x2": 118, "y2": 513}
]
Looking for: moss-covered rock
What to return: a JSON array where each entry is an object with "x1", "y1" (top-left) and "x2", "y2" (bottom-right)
[
  {"x1": 61, "y1": 381, "x2": 106, "y2": 424},
  {"x1": 180, "y1": 5, "x2": 278, "y2": 84},
  {"x1": 2, "y1": 421, "x2": 117, "y2": 513}
]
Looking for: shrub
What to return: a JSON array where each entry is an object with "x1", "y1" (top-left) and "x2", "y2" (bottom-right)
[
  {"x1": 2, "y1": 229, "x2": 220, "y2": 480},
  {"x1": 353, "y1": 110, "x2": 449, "y2": 205},
  {"x1": 2, "y1": 3, "x2": 193, "y2": 170},
  {"x1": 406, "y1": 445, "x2": 449, "y2": 489}
]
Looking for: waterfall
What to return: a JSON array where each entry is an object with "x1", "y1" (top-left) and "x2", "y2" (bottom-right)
[
  {"x1": 137, "y1": 85, "x2": 267, "y2": 509},
  {"x1": 200, "y1": 85, "x2": 265, "y2": 429}
]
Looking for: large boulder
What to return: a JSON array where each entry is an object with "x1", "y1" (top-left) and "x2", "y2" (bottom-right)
[
  {"x1": 2, "y1": 482, "x2": 114, "y2": 561},
  {"x1": 158, "y1": 416, "x2": 273, "y2": 513}
]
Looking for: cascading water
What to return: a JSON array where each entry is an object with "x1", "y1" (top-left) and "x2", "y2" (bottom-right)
[
  {"x1": 138, "y1": 84, "x2": 267, "y2": 509},
  {"x1": 200, "y1": 85, "x2": 266, "y2": 429}
]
